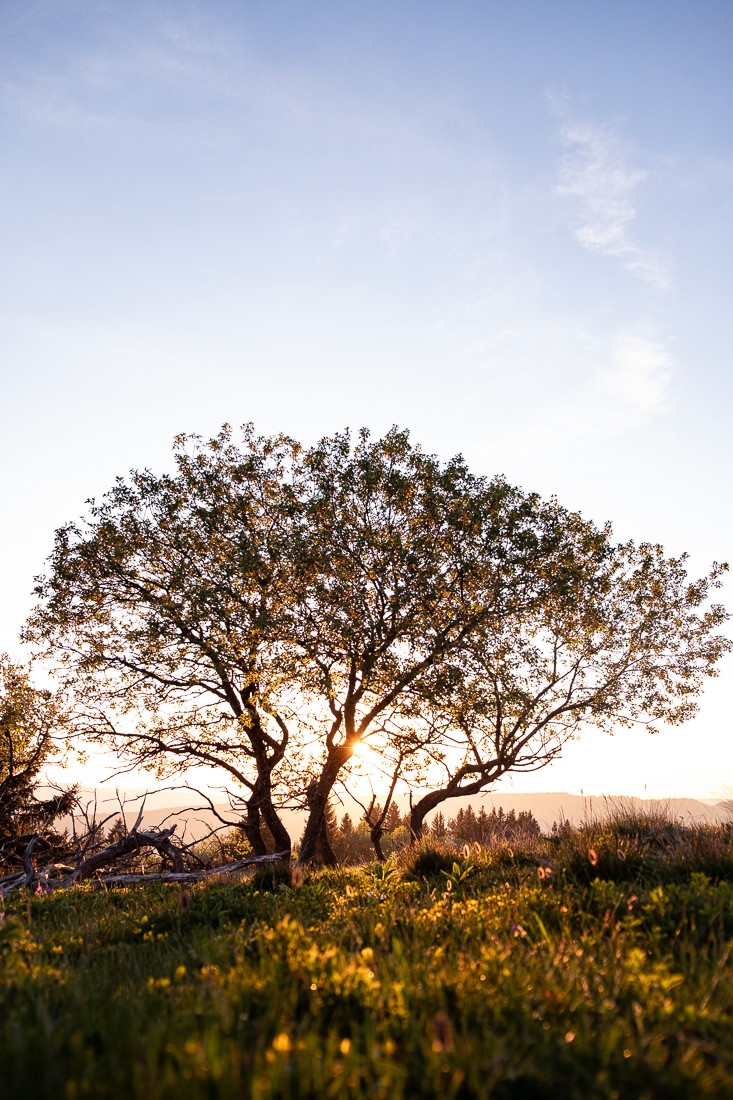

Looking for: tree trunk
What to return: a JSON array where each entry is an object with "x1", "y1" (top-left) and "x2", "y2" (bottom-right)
[
  {"x1": 370, "y1": 824, "x2": 385, "y2": 862},
  {"x1": 409, "y1": 788, "x2": 458, "y2": 842},
  {"x1": 244, "y1": 772, "x2": 291, "y2": 859},
  {"x1": 260, "y1": 792, "x2": 291, "y2": 857},
  {"x1": 315, "y1": 807, "x2": 338, "y2": 866},
  {"x1": 409, "y1": 774, "x2": 494, "y2": 842},
  {"x1": 299, "y1": 781, "x2": 338, "y2": 866},
  {"x1": 242, "y1": 798, "x2": 267, "y2": 856},
  {"x1": 298, "y1": 747, "x2": 350, "y2": 865}
]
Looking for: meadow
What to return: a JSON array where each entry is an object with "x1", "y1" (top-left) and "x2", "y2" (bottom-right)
[{"x1": 2, "y1": 812, "x2": 733, "y2": 1099}]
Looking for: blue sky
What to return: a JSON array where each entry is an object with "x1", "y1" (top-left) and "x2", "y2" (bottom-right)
[{"x1": 2, "y1": 1, "x2": 732, "y2": 799}]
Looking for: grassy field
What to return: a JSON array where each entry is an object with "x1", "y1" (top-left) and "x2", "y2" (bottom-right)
[{"x1": 2, "y1": 814, "x2": 733, "y2": 1099}]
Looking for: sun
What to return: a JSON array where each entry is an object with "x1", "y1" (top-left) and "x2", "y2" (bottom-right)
[
  {"x1": 351, "y1": 739, "x2": 375, "y2": 763},
  {"x1": 347, "y1": 738, "x2": 391, "y2": 788}
]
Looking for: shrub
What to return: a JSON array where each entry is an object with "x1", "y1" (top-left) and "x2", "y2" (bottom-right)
[
  {"x1": 400, "y1": 839, "x2": 458, "y2": 881},
  {"x1": 248, "y1": 859, "x2": 293, "y2": 893}
]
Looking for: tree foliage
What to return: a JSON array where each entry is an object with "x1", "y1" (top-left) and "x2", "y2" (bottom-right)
[
  {"x1": 406, "y1": 540, "x2": 730, "y2": 836},
  {"x1": 0, "y1": 657, "x2": 75, "y2": 868},
  {"x1": 24, "y1": 425, "x2": 731, "y2": 864},
  {"x1": 25, "y1": 427, "x2": 300, "y2": 857}
]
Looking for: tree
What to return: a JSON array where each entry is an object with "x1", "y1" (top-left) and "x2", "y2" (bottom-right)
[
  {"x1": 0, "y1": 657, "x2": 75, "y2": 869},
  {"x1": 406, "y1": 540, "x2": 730, "y2": 838},
  {"x1": 25, "y1": 424, "x2": 730, "y2": 864},
  {"x1": 25, "y1": 426, "x2": 299, "y2": 857},
  {"x1": 383, "y1": 803, "x2": 402, "y2": 834},
  {"x1": 332, "y1": 814, "x2": 374, "y2": 864},
  {"x1": 27, "y1": 425, "x2": 555, "y2": 863},
  {"x1": 284, "y1": 428, "x2": 596, "y2": 863},
  {"x1": 430, "y1": 810, "x2": 448, "y2": 840}
]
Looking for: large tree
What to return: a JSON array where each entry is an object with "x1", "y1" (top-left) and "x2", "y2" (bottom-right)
[
  {"x1": 287, "y1": 430, "x2": 612, "y2": 862},
  {"x1": 24, "y1": 424, "x2": 730, "y2": 864},
  {"x1": 292, "y1": 448, "x2": 729, "y2": 851}
]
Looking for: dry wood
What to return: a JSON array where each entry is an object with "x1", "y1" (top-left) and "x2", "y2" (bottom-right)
[
  {"x1": 74, "y1": 850, "x2": 291, "y2": 887},
  {"x1": 70, "y1": 826, "x2": 183, "y2": 881},
  {"x1": 0, "y1": 824, "x2": 289, "y2": 898}
]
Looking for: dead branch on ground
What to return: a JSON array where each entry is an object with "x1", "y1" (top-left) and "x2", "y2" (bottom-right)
[{"x1": 0, "y1": 824, "x2": 290, "y2": 897}]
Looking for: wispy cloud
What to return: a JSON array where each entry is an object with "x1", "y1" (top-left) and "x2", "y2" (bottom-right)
[
  {"x1": 554, "y1": 112, "x2": 670, "y2": 291},
  {"x1": 483, "y1": 324, "x2": 673, "y2": 471},
  {"x1": 599, "y1": 330, "x2": 671, "y2": 421}
]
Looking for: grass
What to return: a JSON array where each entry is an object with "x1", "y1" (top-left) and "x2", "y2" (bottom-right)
[{"x1": 1, "y1": 813, "x2": 733, "y2": 1098}]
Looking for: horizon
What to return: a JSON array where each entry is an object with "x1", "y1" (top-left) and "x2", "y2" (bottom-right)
[{"x1": 56, "y1": 784, "x2": 732, "y2": 842}]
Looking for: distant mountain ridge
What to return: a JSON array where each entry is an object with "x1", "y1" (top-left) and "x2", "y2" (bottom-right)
[{"x1": 71, "y1": 788, "x2": 731, "y2": 842}]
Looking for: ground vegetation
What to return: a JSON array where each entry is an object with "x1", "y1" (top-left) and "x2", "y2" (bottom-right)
[{"x1": 2, "y1": 811, "x2": 732, "y2": 1098}]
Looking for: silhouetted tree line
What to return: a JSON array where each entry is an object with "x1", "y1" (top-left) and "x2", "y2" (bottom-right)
[{"x1": 329, "y1": 802, "x2": 541, "y2": 863}]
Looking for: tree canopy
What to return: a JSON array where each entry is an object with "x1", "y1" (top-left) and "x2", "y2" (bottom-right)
[{"x1": 24, "y1": 425, "x2": 730, "y2": 863}]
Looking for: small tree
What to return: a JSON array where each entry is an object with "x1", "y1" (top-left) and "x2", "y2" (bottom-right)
[
  {"x1": 0, "y1": 657, "x2": 75, "y2": 869},
  {"x1": 430, "y1": 810, "x2": 448, "y2": 840},
  {"x1": 383, "y1": 803, "x2": 403, "y2": 835}
]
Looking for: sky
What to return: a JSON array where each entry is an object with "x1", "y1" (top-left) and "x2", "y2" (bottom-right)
[{"x1": 1, "y1": 0, "x2": 732, "y2": 802}]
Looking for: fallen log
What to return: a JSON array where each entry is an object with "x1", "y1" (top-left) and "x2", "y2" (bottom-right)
[
  {"x1": 71, "y1": 851, "x2": 292, "y2": 888},
  {"x1": 0, "y1": 838, "x2": 291, "y2": 897},
  {"x1": 70, "y1": 826, "x2": 184, "y2": 881}
]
